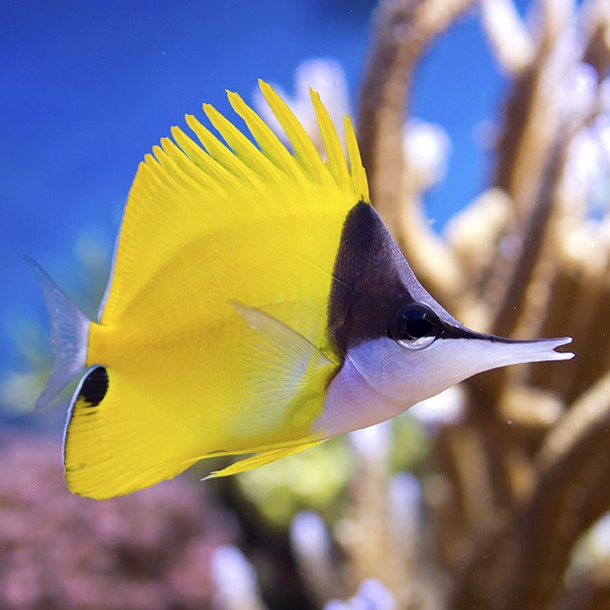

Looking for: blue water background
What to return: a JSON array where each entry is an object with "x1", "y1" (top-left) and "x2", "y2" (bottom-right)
[{"x1": 1, "y1": 0, "x2": 509, "y2": 390}]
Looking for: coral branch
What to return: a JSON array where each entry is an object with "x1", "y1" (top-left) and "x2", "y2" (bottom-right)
[
  {"x1": 356, "y1": 0, "x2": 476, "y2": 302},
  {"x1": 496, "y1": 371, "x2": 610, "y2": 608},
  {"x1": 582, "y1": 0, "x2": 610, "y2": 79},
  {"x1": 490, "y1": 136, "x2": 570, "y2": 338},
  {"x1": 480, "y1": 0, "x2": 535, "y2": 74}
]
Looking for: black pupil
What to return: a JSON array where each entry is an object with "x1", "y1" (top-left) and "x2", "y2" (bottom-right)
[
  {"x1": 404, "y1": 315, "x2": 435, "y2": 339},
  {"x1": 391, "y1": 303, "x2": 440, "y2": 342}
]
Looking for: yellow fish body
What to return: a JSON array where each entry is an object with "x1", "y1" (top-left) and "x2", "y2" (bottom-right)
[{"x1": 34, "y1": 81, "x2": 573, "y2": 499}]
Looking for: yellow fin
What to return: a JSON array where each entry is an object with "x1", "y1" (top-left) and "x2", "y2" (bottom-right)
[
  {"x1": 310, "y1": 88, "x2": 350, "y2": 189},
  {"x1": 205, "y1": 440, "x2": 324, "y2": 479},
  {"x1": 203, "y1": 102, "x2": 284, "y2": 181},
  {"x1": 64, "y1": 366, "x2": 195, "y2": 499},
  {"x1": 344, "y1": 114, "x2": 369, "y2": 203},
  {"x1": 257, "y1": 80, "x2": 329, "y2": 184},
  {"x1": 227, "y1": 89, "x2": 300, "y2": 179},
  {"x1": 68, "y1": 309, "x2": 334, "y2": 499},
  {"x1": 99, "y1": 80, "x2": 369, "y2": 328}
]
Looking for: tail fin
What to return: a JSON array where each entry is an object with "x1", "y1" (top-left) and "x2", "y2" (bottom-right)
[{"x1": 28, "y1": 259, "x2": 90, "y2": 409}]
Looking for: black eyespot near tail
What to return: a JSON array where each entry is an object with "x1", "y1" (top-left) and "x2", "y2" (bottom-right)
[
  {"x1": 78, "y1": 366, "x2": 109, "y2": 407},
  {"x1": 63, "y1": 364, "x2": 194, "y2": 499}
]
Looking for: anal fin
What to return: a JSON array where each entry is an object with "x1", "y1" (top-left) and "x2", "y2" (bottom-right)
[{"x1": 204, "y1": 440, "x2": 324, "y2": 479}]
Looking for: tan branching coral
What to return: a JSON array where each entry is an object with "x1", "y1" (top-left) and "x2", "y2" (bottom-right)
[
  {"x1": 353, "y1": 0, "x2": 610, "y2": 608},
  {"x1": 357, "y1": 0, "x2": 478, "y2": 304}
]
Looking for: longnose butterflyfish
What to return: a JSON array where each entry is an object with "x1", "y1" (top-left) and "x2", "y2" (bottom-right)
[{"x1": 33, "y1": 81, "x2": 574, "y2": 499}]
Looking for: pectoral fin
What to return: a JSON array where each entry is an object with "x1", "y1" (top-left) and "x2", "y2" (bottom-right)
[{"x1": 233, "y1": 302, "x2": 337, "y2": 429}]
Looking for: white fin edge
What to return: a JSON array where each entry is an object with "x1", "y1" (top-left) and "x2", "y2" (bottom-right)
[{"x1": 28, "y1": 259, "x2": 90, "y2": 409}]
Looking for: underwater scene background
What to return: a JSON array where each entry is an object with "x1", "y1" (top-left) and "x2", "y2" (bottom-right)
[{"x1": 2, "y1": 0, "x2": 610, "y2": 608}]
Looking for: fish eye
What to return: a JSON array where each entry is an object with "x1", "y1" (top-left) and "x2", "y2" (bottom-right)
[{"x1": 389, "y1": 302, "x2": 441, "y2": 350}]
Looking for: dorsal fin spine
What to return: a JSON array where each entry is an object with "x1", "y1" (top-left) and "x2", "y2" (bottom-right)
[
  {"x1": 227, "y1": 90, "x2": 302, "y2": 180},
  {"x1": 159, "y1": 137, "x2": 205, "y2": 187},
  {"x1": 344, "y1": 115, "x2": 369, "y2": 202},
  {"x1": 309, "y1": 88, "x2": 351, "y2": 189},
  {"x1": 151, "y1": 144, "x2": 192, "y2": 194},
  {"x1": 186, "y1": 113, "x2": 256, "y2": 183},
  {"x1": 258, "y1": 80, "x2": 331, "y2": 185},
  {"x1": 141, "y1": 83, "x2": 369, "y2": 210},
  {"x1": 155, "y1": 139, "x2": 203, "y2": 194},
  {"x1": 169, "y1": 126, "x2": 227, "y2": 193},
  {"x1": 184, "y1": 115, "x2": 243, "y2": 186},
  {"x1": 203, "y1": 103, "x2": 283, "y2": 181}
]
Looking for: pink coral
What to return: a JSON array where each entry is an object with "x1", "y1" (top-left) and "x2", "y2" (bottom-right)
[{"x1": 0, "y1": 434, "x2": 238, "y2": 610}]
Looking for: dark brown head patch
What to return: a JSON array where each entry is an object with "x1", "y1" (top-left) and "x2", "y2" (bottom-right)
[{"x1": 327, "y1": 202, "x2": 413, "y2": 355}]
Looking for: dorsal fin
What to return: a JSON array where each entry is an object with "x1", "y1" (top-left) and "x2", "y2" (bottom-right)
[{"x1": 99, "y1": 81, "x2": 369, "y2": 327}]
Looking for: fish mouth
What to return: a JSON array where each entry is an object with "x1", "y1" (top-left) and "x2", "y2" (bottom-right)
[
  {"x1": 516, "y1": 336, "x2": 574, "y2": 361},
  {"x1": 442, "y1": 325, "x2": 576, "y2": 369},
  {"x1": 477, "y1": 334, "x2": 575, "y2": 365}
]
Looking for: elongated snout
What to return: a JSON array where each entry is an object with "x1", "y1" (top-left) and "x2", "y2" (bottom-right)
[
  {"x1": 463, "y1": 333, "x2": 574, "y2": 368},
  {"x1": 331, "y1": 332, "x2": 575, "y2": 430}
]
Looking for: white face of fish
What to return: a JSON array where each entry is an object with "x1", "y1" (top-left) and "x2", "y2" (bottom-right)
[
  {"x1": 316, "y1": 330, "x2": 573, "y2": 438},
  {"x1": 316, "y1": 202, "x2": 573, "y2": 438}
]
